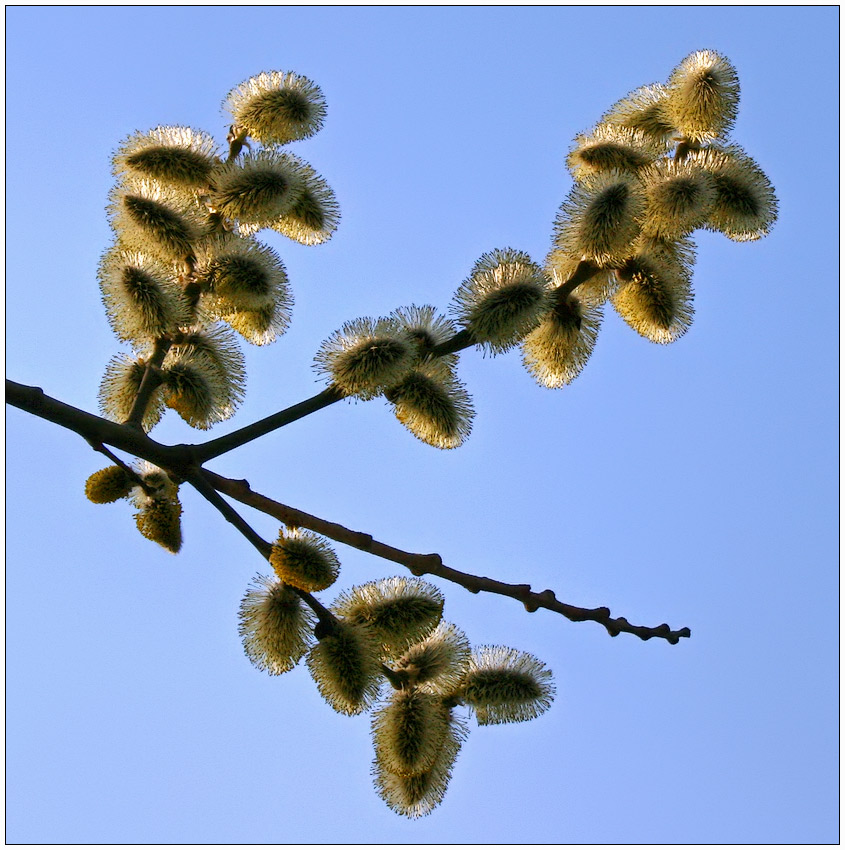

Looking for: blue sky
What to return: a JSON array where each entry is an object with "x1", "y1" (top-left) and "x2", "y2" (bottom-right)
[{"x1": 5, "y1": 6, "x2": 839, "y2": 844}]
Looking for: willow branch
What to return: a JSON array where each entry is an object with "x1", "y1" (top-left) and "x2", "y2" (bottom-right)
[
  {"x1": 6, "y1": 380, "x2": 194, "y2": 473},
  {"x1": 193, "y1": 385, "x2": 346, "y2": 463},
  {"x1": 187, "y1": 468, "x2": 337, "y2": 627},
  {"x1": 204, "y1": 470, "x2": 691, "y2": 644}
]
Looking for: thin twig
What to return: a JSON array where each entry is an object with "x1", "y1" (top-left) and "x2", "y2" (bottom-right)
[
  {"x1": 204, "y1": 470, "x2": 692, "y2": 644},
  {"x1": 187, "y1": 468, "x2": 337, "y2": 628}
]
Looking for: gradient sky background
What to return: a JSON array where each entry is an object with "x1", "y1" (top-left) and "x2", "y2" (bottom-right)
[{"x1": 6, "y1": 6, "x2": 839, "y2": 844}]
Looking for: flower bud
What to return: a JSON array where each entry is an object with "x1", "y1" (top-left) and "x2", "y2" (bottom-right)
[
  {"x1": 113, "y1": 126, "x2": 219, "y2": 189},
  {"x1": 209, "y1": 151, "x2": 304, "y2": 229},
  {"x1": 225, "y1": 71, "x2": 327, "y2": 146},
  {"x1": 306, "y1": 621, "x2": 382, "y2": 715},
  {"x1": 372, "y1": 688, "x2": 450, "y2": 777},
  {"x1": 314, "y1": 317, "x2": 416, "y2": 399},
  {"x1": 665, "y1": 49, "x2": 740, "y2": 143},
  {"x1": 332, "y1": 577, "x2": 444, "y2": 658},
  {"x1": 269, "y1": 528, "x2": 340, "y2": 592},
  {"x1": 552, "y1": 171, "x2": 645, "y2": 267},
  {"x1": 238, "y1": 573, "x2": 316, "y2": 674},
  {"x1": 452, "y1": 248, "x2": 550, "y2": 353},
  {"x1": 372, "y1": 710, "x2": 467, "y2": 818},
  {"x1": 84, "y1": 466, "x2": 133, "y2": 504},
  {"x1": 461, "y1": 646, "x2": 555, "y2": 726},
  {"x1": 386, "y1": 363, "x2": 474, "y2": 450}
]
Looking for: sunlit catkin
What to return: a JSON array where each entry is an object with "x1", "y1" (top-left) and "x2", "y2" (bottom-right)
[
  {"x1": 98, "y1": 353, "x2": 165, "y2": 431},
  {"x1": 238, "y1": 573, "x2": 316, "y2": 674},
  {"x1": 113, "y1": 126, "x2": 219, "y2": 189},
  {"x1": 385, "y1": 363, "x2": 474, "y2": 449},
  {"x1": 394, "y1": 622, "x2": 471, "y2": 693},
  {"x1": 601, "y1": 83, "x2": 676, "y2": 146},
  {"x1": 461, "y1": 646, "x2": 555, "y2": 725},
  {"x1": 640, "y1": 158, "x2": 717, "y2": 240},
  {"x1": 373, "y1": 710, "x2": 468, "y2": 818},
  {"x1": 269, "y1": 528, "x2": 340, "y2": 592},
  {"x1": 545, "y1": 248, "x2": 618, "y2": 306},
  {"x1": 131, "y1": 468, "x2": 183, "y2": 554},
  {"x1": 196, "y1": 236, "x2": 291, "y2": 313},
  {"x1": 611, "y1": 244, "x2": 694, "y2": 344},
  {"x1": 221, "y1": 288, "x2": 293, "y2": 346},
  {"x1": 266, "y1": 153, "x2": 339, "y2": 245},
  {"x1": 332, "y1": 577, "x2": 445, "y2": 658},
  {"x1": 108, "y1": 177, "x2": 202, "y2": 262},
  {"x1": 209, "y1": 150, "x2": 304, "y2": 230},
  {"x1": 664, "y1": 49, "x2": 740, "y2": 143},
  {"x1": 372, "y1": 688, "x2": 450, "y2": 777},
  {"x1": 98, "y1": 246, "x2": 186, "y2": 345},
  {"x1": 84, "y1": 465, "x2": 134, "y2": 504},
  {"x1": 522, "y1": 290, "x2": 603, "y2": 389},
  {"x1": 552, "y1": 171, "x2": 645, "y2": 267},
  {"x1": 390, "y1": 304, "x2": 458, "y2": 371},
  {"x1": 306, "y1": 620, "x2": 382, "y2": 715},
  {"x1": 690, "y1": 145, "x2": 778, "y2": 242},
  {"x1": 567, "y1": 124, "x2": 664, "y2": 181},
  {"x1": 452, "y1": 248, "x2": 550, "y2": 354},
  {"x1": 314, "y1": 317, "x2": 416, "y2": 399},
  {"x1": 225, "y1": 70, "x2": 327, "y2": 146}
]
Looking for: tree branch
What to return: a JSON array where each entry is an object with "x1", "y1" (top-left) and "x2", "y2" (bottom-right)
[
  {"x1": 187, "y1": 468, "x2": 338, "y2": 628},
  {"x1": 203, "y1": 470, "x2": 692, "y2": 644},
  {"x1": 192, "y1": 385, "x2": 345, "y2": 463},
  {"x1": 7, "y1": 379, "x2": 691, "y2": 643}
]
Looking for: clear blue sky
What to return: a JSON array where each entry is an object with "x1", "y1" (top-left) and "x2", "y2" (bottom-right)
[{"x1": 6, "y1": 6, "x2": 838, "y2": 844}]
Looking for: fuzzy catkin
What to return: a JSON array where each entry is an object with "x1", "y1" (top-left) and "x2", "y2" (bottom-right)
[
  {"x1": 306, "y1": 621, "x2": 382, "y2": 715},
  {"x1": 372, "y1": 688, "x2": 450, "y2": 777},
  {"x1": 461, "y1": 646, "x2": 555, "y2": 725},
  {"x1": 332, "y1": 577, "x2": 444, "y2": 658},
  {"x1": 238, "y1": 574, "x2": 316, "y2": 674}
]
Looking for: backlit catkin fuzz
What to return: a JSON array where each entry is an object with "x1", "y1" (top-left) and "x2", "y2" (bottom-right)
[
  {"x1": 385, "y1": 362, "x2": 475, "y2": 449},
  {"x1": 84, "y1": 465, "x2": 133, "y2": 504},
  {"x1": 393, "y1": 621, "x2": 471, "y2": 693},
  {"x1": 269, "y1": 528, "x2": 340, "y2": 592},
  {"x1": 98, "y1": 246, "x2": 187, "y2": 346},
  {"x1": 332, "y1": 577, "x2": 445, "y2": 658},
  {"x1": 522, "y1": 291, "x2": 603, "y2": 389},
  {"x1": 567, "y1": 124, "x2": 664, "y2": 181},
  {"x1": 113, "y1": 126, "x2": 219, "y2": 189},
  {"x1": 461, "y1": 646, "x2": 555, "y2": 725},
  {"x1": 612, "y1": 240, "x2": 695, "y2": 344},
  {"x1": 108, "y1": 177, "x2": 203, "y2": 263},
  {"x1": 664, "y1": 49, "x2": 740, "y2": 143},
  {"x1": 266, "y1": 153, "x2": 339, "y2": 245},
  {"x1": 601, "y1": 83, "x2": 676, "y2": 146},
  {"x1": 209, "y1": 150, "x2": 304, "y2": 230},
  {"x1": 129, "y1": 463, "x2": 183, "y2": 554},
  {"x1": 690, "y1": 145, "x2": 778, "y2": 242},
  {"x1": 160, "y1": 329, "x2": 246, "y2": 430},
  {"x1": 98, "y1": 353, "x2": 166, "y2": 431},
  {"x1": 238, "y1": 573, "x2": 316, "y2": 674},
  {"x1": 552, "y1": 171, "x2": 646, "y2": 267},
  {"x1": 452, "y1": 248, "x2": 550, "y2": 354},
  {"x1": 372, "y1": 710, "x2": 468, "y2": 818},
  {"x1": 225, "y1": 71, "x2": 327, "y2": 146},
  {"x1": 372, "y1": 688, "x2": 451, "y2": 777},
  {"x1": 306, "y1": 621, "x2": 382, "y2": 715},
  {"x1": 314, "y1": 317, "x2": 416, "y2": 399}
]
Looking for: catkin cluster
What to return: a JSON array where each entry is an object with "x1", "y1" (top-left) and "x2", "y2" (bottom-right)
[
  {"x1": 88, "y1": 71, "x2": 339, "y2": 547},
  {"x1": 98, "y1": 70, "x2": 338, "y2": 436},
  {"x1": 238, "y1": 551, "x2": 555, "y2": 818},
  {"x1": 312, "y1": 49, "x2": 776, "y2": 441},
  {"x1": 80, "y1": 54, "x2": 776, "y2": 818}
]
